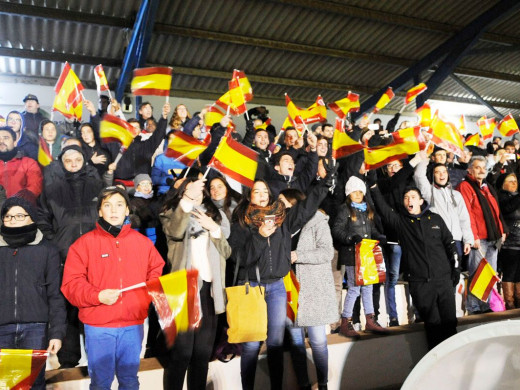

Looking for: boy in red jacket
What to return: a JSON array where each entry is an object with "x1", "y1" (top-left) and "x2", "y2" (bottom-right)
[{"x1": 62, "y1": 186, "x2": 164, "y2": 389}]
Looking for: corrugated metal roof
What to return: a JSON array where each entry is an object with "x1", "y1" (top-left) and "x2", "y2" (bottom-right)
[{"x1": 0, "y1": 0, "x2": 519, "y2": 120}]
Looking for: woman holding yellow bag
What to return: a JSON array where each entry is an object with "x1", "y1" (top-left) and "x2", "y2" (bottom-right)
[
  {"x1": 229, "y1": 178, "x2": 331, "y2": 390},
  {"x1": 160, "y1": 176, "x2": 231, "y2": 390},
  {"x1": 332, "y1": 176, "x2": 389, "y2": 338}
]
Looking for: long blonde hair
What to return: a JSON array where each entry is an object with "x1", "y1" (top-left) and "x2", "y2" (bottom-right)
[{"x1": 169, "y1": 104, "x2": 191, "y2": 129}]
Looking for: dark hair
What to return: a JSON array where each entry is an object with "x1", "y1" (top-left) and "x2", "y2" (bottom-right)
[
  {"x1": 232, "y1": 179, "x2": 273, "y2": 227},
  {"x1": 161, "y1": 177, "x2": 221, "y2": 224},
  {"x1": 322, "y1": 123, "x2": 333, "y2": 130},
  {"x1": 275, "y1": 150, "x2": 295, "y2": 166},
  {"x1": 504, "y1": 141, "x2": 515, "y2": 149},
  {"x1": 0, "y1": 126, "x2": 17, "y2": 141},
  {"x1": 39, "y1": 119, "x2": 55, "y2": 134},
  {"x1": 403, "y1": 186, "x2": 423, "y2": 199},
  {"x1": 346, "y1": 193, "x2": 374, "y2": 221},
  {"x1": 208, "y1": 176, "x2": 241, "y2": 221},
  {"x1": 279, "y1": 188, "x2": 306, "y2": 206},
  {"x1": 138, "y1": 102, "x2": 153, "y2": 111},
  {"x1": 127, "y1": 118, "x2": 140, "y2": 125}
]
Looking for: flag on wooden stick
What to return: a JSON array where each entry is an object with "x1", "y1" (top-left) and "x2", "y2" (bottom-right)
[
  {"x1": 469, "y1": 257, "x2": 499, "y2": 302},
  {"x1": 328, "y1": 92, "x2": 360, "y2": 119},
  {"x1": 404, "y1": 83, "x2": 427, "y2": 105},
  {"x1": 477, "y1": 116, "x2": 496, "y2": 140},
  {"x1": 165, "y1": 130, "x2": 209, "y2": 166},
  {"x1": 0, "y1": 349, "x2": 48, "y2": 390},
  {"x1": 373, "y1": 87, "x2": 394, "y2": 113},
  {"x1": 94, "y1": 64, "x2": 110, "y2": 95},
  {"x1": 100, "y1": 114, "x2": 140, "y2": 150},
  {"x1": 415, "y1": 103, "x2": 432, "y2": 128},
  {"x1": 497, "y1": 114, "x2": 519, "y2": 137},
  {"x1": 37, "y1": 137, "x2": 53, "y2": 167},
  {"x1": 429, "y1": 110, "x2": 464, "y2": 157},
  {"x1": 146, "y1": 270, "x2": 201, "y2": 348},
  {"x1": 52, "y1": 62, "x2": 84, "y2": 121},
  {"x1": 332, "y1": 118, "x2": 364, "y2": 159},
  {"x1": 215, "y1": 70, "x2": 253, "y2": 115},
  {"x1": 283, "y1": 270, "x2": 300, "y2": 323},
  {"x1": 464, "y1": 133, "x2": 483, "y2": 147}
]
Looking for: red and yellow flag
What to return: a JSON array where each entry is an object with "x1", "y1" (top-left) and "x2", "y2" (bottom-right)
[
  {"x1": 286, "y1": 94, "x2": 327, "y2": 125},
  {"x1": 355, "y1": 239, "x2": 386, "y2": 285},
  {"x1": 373, "y1": 87, "x2": 394, "y2": 113},
  {"x1": 0, "y1": 349, "x2": 48, "y2": 390},
  {"x1": 458, "y1": 114, "x2": 467, "y2": 136},
  {"x1": 146, "y1": 270, "x2": 201, "y2": 348},
  {"x1": 464, "y1": 133, "x2": 483, "y2": 147},
  {"x1": 332, "y1": 118, "x2": 364, "y2": 159},
  {"x1": 328, "y1": 92, "x2": 360, "y2": 119},
  {"x1": 37, "y1": 137, "x2": 53, "y2": 167},
  {"x1": 364, "y1": 126, "x2": 425, "y2": 170},
  {"x1": 477, "y1": 116, "x2": 496, "y2": 140},
  {"x1": 204, "y1": 106, "x2": 225, "y2": 131},
  {"x1": 254, "y1": 118, "x2": 272, "y2": 131},
  {"x1": 415, "y1": 103, "x2": 432, "y2": 128},
  {"x1": 215, "y1": 70, "x2": 253, "y2": 115},
  {"x1": 52, "y1": 62, "x2": 84, "y2": 121},
  {"x1": 469, "y1": 258, "x2": 499, "y2": 302},
  {"x1": 404, "y1": 83, "x2": 427, "y2": 105},
  {"x1": 131, "y1": 67, "x2": 173, "y2": 96},
  {"x1": 497, "y1": 114, "x2": 519, "y2": 137},
  {"x1": 429, "y1": 110, "x2": 464, "y2": 157},
  {"x1": 283, "y1": 270, "x2": 300, "y2": 323},
  {"x1": 209, "y1": 134, "x2": 258, "y2": 187},
  {"x1": 94, "y1": 64, "x2": 110, "y2": 95},
  {"x1": 165, "y1": 130, "x2": 209, "y2": 166},
  {"x1": 100, "y1": 114, "x2": 140, "y2": 150}
]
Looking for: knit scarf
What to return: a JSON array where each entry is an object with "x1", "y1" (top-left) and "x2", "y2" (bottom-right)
[
  {"x1": 464, "y1": 177, "x2": 505, "y2": 242},
  {"x1": 1, "y1": 223, "x2": 37, "y2": 247},
  {"x1": 134, "y1": 191, "x2": 154, "y2": 199},
  {"x1": 245, "y1": 200, "x2": 286, "y2": 228},
  {"x1": 351, "y1": 202, "x2": 367, "y2": 212}
]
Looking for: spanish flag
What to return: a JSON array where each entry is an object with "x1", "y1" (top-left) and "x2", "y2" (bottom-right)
[
  {"x1": 37, "y1": 137, "x2": 53, "y2": 167},
  {"x1": 286, "y1": 94, "x2": 327, "y2": 125},
  {"x1": 415, "y1": 102, "x2": 431, "y2": 128},
  {"x1": 283, "y1": 270, "x2": 300, "y2": 324},
  {"x1": 328, "y1": 92, "x2": 360, "y2": 119},
  {"x1": 204, "y1": 106, "x2": 225, "y2": 131},
  {"x1": 355, "y1": 239, "x2": 386, "y2": 285},
  {"x1": 215, "y1": 70, "x2": 253, "y2": 115},
  {"x1": 477, "y1": 116, "x2": 496, "y2": 140},
  {"x1": 364, "y1": 127, "x2": 425, "y2": 170},
  {"x1": 165, "y1": 130, "x2": 209, "y2": 166},
  {"x1": 497, "y1": 114, "x2": 519, "y2": 137},
  {"x1": 469, "y1": 258, "x2": 499, "y2": 302},
  {"x1": 332, "y1": 120, "x2": 364, "y2": 159},
  {"x1": 100, "y1": 114, "x2": 140, "y2": 150},
  {"x1": 52, "y1": 62, "x2": 84, "y2": 121},
  {"x1": 94, "y1": 64, "x2": 110, "y2": 95},
  {"x1": 146, "y1": 270, "x2": 201, "y2": 348},
  {"x1": 464, "y1": 133, "x2": 483, "y2": 147},
  {"x1": 209, "y1": 134, "x2": 258, "y2": 187},
  {"x1": 0, "y1": 349, "x2": 48, "y2": 389},
  {"x1": 404, "y1": 83, "x2": 427, "y2": 105},
  {"x1": 373, "y1": 87, "x2": 394, "y2": 113},
  {"x1": 458, "y1": 114, "x2": 467, "y2": 136},
  {"x1": 131, "y1": 67, "x2": 173, "y2": 96},
  {"x1": 255, "y1": 118, "x2": 272, "y2": 130},
  {"x1": 429, "y1": 110, "x2": 464, "y2": 157}
]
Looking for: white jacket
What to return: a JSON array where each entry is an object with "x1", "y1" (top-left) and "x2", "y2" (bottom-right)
[{"x1": 414, "y1": 159, "x2": 474, "y2": 245}]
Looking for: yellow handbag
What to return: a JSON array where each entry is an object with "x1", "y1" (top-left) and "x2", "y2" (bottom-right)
[{"x1": 226, "y1": 256, "x2": 267, "y2": 343}]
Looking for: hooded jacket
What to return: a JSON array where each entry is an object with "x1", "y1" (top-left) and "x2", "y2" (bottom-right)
[
  {"x1": 61, "y1": 223, "x2": 164, "y2": 327},
  {"x1": 0, "y1": 150, "x2": 42, "y2": 197},
  {"x1": 371, "y1": 186, "x2": 457, "y2": 282},
  {"x1": 0, "y1": 229, "x2": 66, "y2": 340}
]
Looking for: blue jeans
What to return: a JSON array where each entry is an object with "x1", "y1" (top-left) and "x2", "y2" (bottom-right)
[
  {"x1": 240, "y1": 278, "x2": 286, "y2": 390},
  {"x1": 342, "y1": 266, "x2": 374, "y2": 318},
  {"x1": 288, "y1": 324, "x2": 328, "y2": 386},
  {"x1": 467, "y1": 241, "x2": 498, "y2": 313},
  {"x1": 384, "y1": 244, "x2": 401, "y2": 320},
  {"x1": 84, "y1": 324, "x2": 144, "y2": 390},
  {"x1": 0, "y1": 323, "x2": 47, "y2": 390}
]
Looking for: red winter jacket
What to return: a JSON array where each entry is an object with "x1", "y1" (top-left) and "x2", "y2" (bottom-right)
[
  {"x1": 0, "y1": 152, "x2": 42, "y2": 197},
  {"x1": 61, "y1": 223, "x2": 164, "y2": 327}
]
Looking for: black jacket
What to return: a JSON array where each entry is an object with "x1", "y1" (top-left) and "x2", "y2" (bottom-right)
[
  {"x1": 0, "y1": 230, "x2": 66, "y2": 340},
  {"x1": 371, "y1": 186, "x2": 457, "y2": 282},
  {"x1": 38, "y1": 165, "x2": 104, "y2": 261},
  {"x1": 228, "y1": 182, "x2": 329, "y2": 283},
  {"x1": 333, "y1": 204, "x2": 383, "y2": 266},
  {"x1": 498, "y1": 190, "x2": 520, "y2": 249}
]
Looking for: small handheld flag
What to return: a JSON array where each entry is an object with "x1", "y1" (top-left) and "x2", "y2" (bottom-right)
[
  {"x1": 328, "y1": 92, "x2": 360, "y2": 119},
  {"x1": 52, "y1": 62, "x2": 84, "y2": 121},
  {"x1": 404, "y1": 83, "x2": 427, "y2": 105},
  {"x1": 373, "y1": 87, "x2": 394, "y2": 113},
  {"x1": 0, "y1": 349, "x2": 48, "y2": 390},
  {"x1": 497, "y1": 114, "x2": 519, "y2": 137},
  {"x1": 469, "y1": 257, "x2": 499, "y2": 302},
  {"x1": 131, "y1": 67, "x2": 173, "y2": 97}
]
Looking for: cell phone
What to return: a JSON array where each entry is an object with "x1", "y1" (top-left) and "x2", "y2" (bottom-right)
[
  {"x1": 506, "y1": 154, "x2": 516, "y2": 160},
  {"x1": 264, "y1": 215, "x2": 276, "y2": 226},
  {"x1": 368, "y1": 124, "x2": 379, "y2": 131}
]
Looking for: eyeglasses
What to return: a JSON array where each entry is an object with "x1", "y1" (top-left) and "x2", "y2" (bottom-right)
[
  {"x1": 7, "y1": 118, "x2": 22, "y2": 123},
  {"x1": 3, "y1": 214, "x2": 29, "y2": 222}
]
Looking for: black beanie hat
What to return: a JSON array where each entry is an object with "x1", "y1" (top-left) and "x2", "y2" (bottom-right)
[{"x1": 1, "y1": 196, "x2": 38, "y2": 223}]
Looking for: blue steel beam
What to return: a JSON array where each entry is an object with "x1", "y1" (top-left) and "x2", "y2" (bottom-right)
[
  {"x1": 354, "y1": 0, "x2": 520, "y2": 118},
  {"x1": 449, "y1": 74, "x2": 504, "y2": 119}
]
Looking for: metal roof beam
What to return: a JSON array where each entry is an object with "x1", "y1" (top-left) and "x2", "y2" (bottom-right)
[
  {"x1": 467, "y1": 45, "x2": 520, "y2": 56},
  {"x1": 275, "y1": 0, "x2": 520, "y2": 46},
  {"x1": 0, "y1": 1, "x2": 132, "y2": 28},
  {"x1": 449, "y1": 74, "x2": 504, "y2": 119}
]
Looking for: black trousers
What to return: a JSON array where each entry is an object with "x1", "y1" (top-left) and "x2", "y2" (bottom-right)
[
  {"x1": 57, "y1": 301, "x2": 82, "y2": 367},
  {"x1": 163, "y1": 281, "x2": 218, "y2": 390},
  {"x1": 409, "y1": 279, "x2": 457, "y2": 350}
]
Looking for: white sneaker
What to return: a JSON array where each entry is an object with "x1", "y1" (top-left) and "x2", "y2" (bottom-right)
[{"x1": 353, "y1": 322, "x2": 362, "y2": 331}]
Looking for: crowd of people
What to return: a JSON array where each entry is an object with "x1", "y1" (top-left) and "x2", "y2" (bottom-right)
[{"x1": 1, "y1": 92, "x2": 519, "y2": 390}]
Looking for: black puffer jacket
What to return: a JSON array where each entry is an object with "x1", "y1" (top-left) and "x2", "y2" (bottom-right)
[
  {"x1": 498, "y1": 189, "x2": 520, "y2": 249},
  {"x1": 371, "y1": 186, "x2": 457, "y2": 282},
  {"x1": 38, "y1": 164, "x2": 104, "y2": 261},
  {"x1": 0, "y1": 229, "x2": 66, "y2": 340},
  {"x1": 333, "y1": 204, "x2": 383, "y2": 266},
  {"x1": 228, "y1": 182, "x2": 329, "y2": 283}
]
